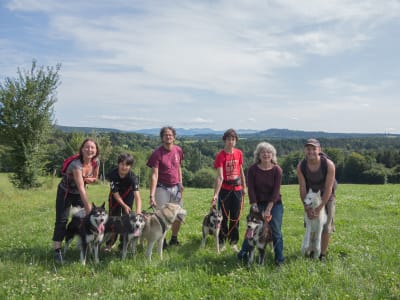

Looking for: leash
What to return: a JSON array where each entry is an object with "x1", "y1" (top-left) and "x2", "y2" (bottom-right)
[{"x1": 219, "y1": 188, "x2": 245, "y2": 238}]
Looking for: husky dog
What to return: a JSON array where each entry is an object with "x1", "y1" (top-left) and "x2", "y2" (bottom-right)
[
  {"x1": 201, "y1": 207, "x2": 223, "y2": 253},
  {"x1": 64, "y1": 202, "x2": 108, "y2": 265},
  {"x1": 301, "y1": 189, "x2": 327, "y2": 259},
  {"x1": 104, "y1": 213, "x2": 146, "y2": 259},
  {"x1": 141, "y1": 203, "x2": 187, "y2": 261},
  {"x1": 245, "y1": 211, "x2": 273, "y2": 265}
]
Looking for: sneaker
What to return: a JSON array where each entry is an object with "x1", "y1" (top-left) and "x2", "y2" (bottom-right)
[
  {"x1": 169, "y1": 238, "x2": 180, "y2": 246},
  {"x1": 54, "y1": 249, "x2": 63, "y2": 264},
  {"x1": 220, "y1": 244, "x2": 226, "y2": 252},
  {"x1": 275, "y1": 260, "x2": 285, "y2": 267},
  {"x1": 319, "y1": 254, "x2": 327, "y2": 263},
  {"x1": 231, "y1": 244, "x2": 240, "y2": 253}
]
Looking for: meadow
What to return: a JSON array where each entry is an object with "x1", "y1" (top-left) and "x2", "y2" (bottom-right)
[{"x1": 0, "y1": 173, "x2": 399, "y2": 299}]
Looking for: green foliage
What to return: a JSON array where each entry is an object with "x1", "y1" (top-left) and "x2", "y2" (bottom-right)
[
  {"x1": 0, "y1": 174, "x2": 399, "y2": 299},
  {"x1": 191, "y1": 167, "x2": 215, "y2": 188},
  {"x1": 0, "y1": 60, "x2": 61, "y2": 188}
]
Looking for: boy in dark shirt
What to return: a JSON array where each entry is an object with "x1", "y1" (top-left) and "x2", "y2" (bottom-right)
[{"x1": 105, "y1": 153, "x2": 142, "y2": 251}]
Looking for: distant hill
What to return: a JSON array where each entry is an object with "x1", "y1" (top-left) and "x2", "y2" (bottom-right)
[{"x1": 55, "y1": 125, "x2": 399, "y2": 139}]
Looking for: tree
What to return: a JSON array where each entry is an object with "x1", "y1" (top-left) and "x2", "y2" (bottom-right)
[{"x1": 0, "y1": 60, "x2": 61, "y2": 188}]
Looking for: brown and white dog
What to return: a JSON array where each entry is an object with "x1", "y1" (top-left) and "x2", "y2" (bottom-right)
[
  {"x1": 141, "y1": 203, "x2": 187, "y2": 261},
  {"x1": 245, "y1": 210, "x2": 273, "y2": 265},
  {"x1": 201, "y1": 207, "x2": 223, "y2": 253}
]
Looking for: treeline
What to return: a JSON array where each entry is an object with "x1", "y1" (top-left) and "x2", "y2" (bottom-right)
[{"x1": 2, "y1": 128, "x2": 399, "y2": 187}]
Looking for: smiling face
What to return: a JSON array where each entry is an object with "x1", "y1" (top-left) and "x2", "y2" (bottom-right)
[
  {"x1": 259, "y1": 149, "x2": 273, "y2": 163},
  {"x1": 304, "y1": 144, "x2": 320, "y2": 162},
  {"x1": 162, "y1": 128, "x2": 175, "y2": 146},
  {"x1": 81, "y1": 140, "x2": 98, "y2": 160},
  {"x1": 118, "y1": 161, "x2": 132, "y2": 178}
]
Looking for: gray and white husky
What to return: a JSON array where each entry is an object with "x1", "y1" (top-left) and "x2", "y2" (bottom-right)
[{"x1": 201, "y1": 207, "x2": 223, "y2": 253}]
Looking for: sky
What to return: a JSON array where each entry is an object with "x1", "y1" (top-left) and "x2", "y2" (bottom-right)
[{"x1": 1, "y1": 0, "x2": 399, "y2": 134}]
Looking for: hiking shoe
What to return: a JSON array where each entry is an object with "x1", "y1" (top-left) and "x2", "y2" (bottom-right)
[
  {"x1": 275, "y1": 259, "x2": 285, "y2": 267},
  {"x1": 169, "y1": 238, "x2": 180, "y2": 246},
  {"x1": 54, "y1": 249, "x2": 64, "y2": 264}
]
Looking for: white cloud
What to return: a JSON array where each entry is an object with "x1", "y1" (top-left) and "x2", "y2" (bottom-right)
[{"x1": 2, "y1": 0, "x2": 400, "y2": 133}]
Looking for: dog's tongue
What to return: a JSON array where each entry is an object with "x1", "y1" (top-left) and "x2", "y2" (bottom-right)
[
  {"x1": 245, "y1": 229, "x2": 254, "y2": 240},
  {"x1": 133, "y1": 228, "x2": 140, "y2": 237},
  {"x1": 98, "y1": 223, "x2": 105, "y2": 234}
]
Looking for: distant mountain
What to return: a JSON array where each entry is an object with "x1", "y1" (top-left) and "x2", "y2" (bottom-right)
[
  {"x1": 245, "y1": 128, "x2": 396, "y2": 139},
  {"x1": 55, "y1": 125, "x2": 399, "y2": 139}
]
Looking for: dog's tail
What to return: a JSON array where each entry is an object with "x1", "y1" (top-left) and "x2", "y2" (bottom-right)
[{"x1": 70, "y1": 206, "x2": 86, "y2": 218}]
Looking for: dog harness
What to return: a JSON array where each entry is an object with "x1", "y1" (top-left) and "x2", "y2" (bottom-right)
[{"x1": 155, "y1": 214, "x2": 167, "y2": 233}]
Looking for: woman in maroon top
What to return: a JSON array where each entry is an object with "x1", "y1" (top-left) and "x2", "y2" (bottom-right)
[{"x1": 238, "y1": 142, "x2": 285, "y2": 265}]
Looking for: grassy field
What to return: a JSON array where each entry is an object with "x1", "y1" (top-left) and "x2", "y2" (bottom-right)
[{"x1": 0, "y1": 173, "x2": 399, "y2": 299}]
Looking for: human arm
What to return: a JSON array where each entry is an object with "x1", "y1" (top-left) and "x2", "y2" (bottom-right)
[
  {"x1": 178, "y1": 165, "x2": 184, "y2": 194},
  {"x1": 83, "y1": 160, "x2": 99, "y2": 184},
  {"x1": 240, "y1": 165, "x2": 246, "y2": 196},
  {"x1": 265, "y1": 165, "x2": 283, "y2": 217},
  {"x1": 314, "y1": 159, "x2": 336, "y2": 213},
  {"x1": 112, "y1": 191, "x2": 132, "y2": 215},
  {"x1": 212, "y1": 167, "x2": 223, "y2": 207},
  {"x1": 296, "y1": 162, "x2": 313, "y2": 218},
  {"x1": 149, "y1": 167, "x2": 158, "y2": 207},
  {"x1": 134, "y1": 191, "x2": 142, "y2": 214},
  {"x1": 72, "y1": 167, "x2": 92, "y2": 214}
]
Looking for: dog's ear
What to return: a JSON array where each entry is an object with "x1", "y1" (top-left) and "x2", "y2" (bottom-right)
[
  {"x1": 101, "y1": 202, "x2": 106, "y2": 209},
  {"x1": 92, "y1": 202, "x2": 97, "y2": 208}
]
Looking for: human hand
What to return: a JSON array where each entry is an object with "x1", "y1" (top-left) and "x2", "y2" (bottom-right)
[
  {"x1": 150, "y1": 198, "x2": 157, "y2": 208},
  {"x1": 124, "y1": 205, "x2": 132, "y2": 215},
  {"x1": 84, "y1": 202, "x2": 92, "y2": 215},
  {"x1": 211, "y1": 196, "x2": 217, "y2": 208}
]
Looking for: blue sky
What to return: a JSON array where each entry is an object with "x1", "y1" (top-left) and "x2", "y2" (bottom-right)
[{"x1": 1, "y1": 0, "x2": 399, "y2": 133}]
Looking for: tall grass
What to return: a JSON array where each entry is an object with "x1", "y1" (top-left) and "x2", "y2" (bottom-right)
[{"x1": 0, "y1": 173, "x2": 399, "y2": 299}]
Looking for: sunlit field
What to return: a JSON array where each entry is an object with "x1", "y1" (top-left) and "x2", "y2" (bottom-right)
[{"x1": 0, "y1": 174, "x2": 399, "y2": 299}]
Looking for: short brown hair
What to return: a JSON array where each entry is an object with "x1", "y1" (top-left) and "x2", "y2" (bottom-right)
[
  {"x1": 222, "y1": 128, "x2": 238, "y2": 141},
  {"x1": 159, "y1": 126, "x2": 176, "y2": 139}
]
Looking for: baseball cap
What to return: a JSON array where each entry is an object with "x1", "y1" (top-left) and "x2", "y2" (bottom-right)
[{"x1": 305, "y1": 138, "x2": 320, "y2": 147}]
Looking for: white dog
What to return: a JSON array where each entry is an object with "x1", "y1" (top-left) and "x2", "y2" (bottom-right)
[{"x1": 301, "y1": 189, "x2": 327, "y2": 259}]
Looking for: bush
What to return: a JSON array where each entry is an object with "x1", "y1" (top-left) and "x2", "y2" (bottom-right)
[{"x1": 191, "y1": 168, "x2": 215, "y2": 188}]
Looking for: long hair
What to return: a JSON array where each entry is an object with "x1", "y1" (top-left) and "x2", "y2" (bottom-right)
[
  {"x1": 253, "y1": 142, "x2": 277, "y2": 164},
  {"x1": 78, "y1": 138, "x2": 100, "y2": 161}
]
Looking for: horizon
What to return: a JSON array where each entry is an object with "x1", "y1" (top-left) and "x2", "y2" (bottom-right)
[
  {"x1": 55, "y1": 124, "x2": 400, "y2": 136},
  {"x1": 1, "y1": 1, "x2": 400, "y2": 134}
]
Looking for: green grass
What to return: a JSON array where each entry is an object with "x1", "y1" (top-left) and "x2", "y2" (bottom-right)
[{"x1": 0, "y1": 173, "x2": 399, "y2": 299}]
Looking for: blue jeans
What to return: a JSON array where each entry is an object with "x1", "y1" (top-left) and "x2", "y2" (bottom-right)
[{"x1": 238, "y1": 202, "x2": 285, "y2": 264}]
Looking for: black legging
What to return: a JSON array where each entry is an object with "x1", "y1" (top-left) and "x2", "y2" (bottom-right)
[{"x1": 52, "y1": 183, "x2": 84, "y2": 242}]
